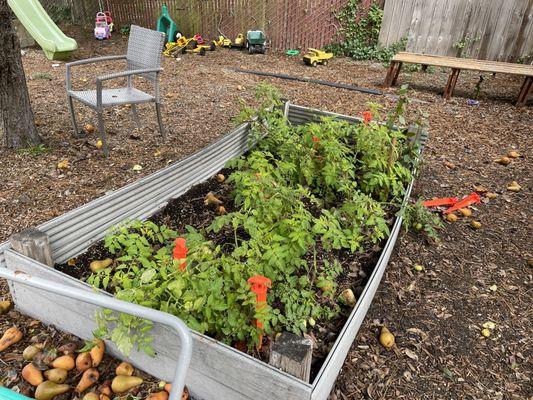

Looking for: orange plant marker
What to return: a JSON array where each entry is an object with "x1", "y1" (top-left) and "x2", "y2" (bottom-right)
[
  {"x1": 443, "y1": 192, "x2": 481, "y2": 215},
  {"x1": 173, "y1": 238, "x2": 188, "y2": 271},
  {"x1": 247, "y1": 275, "x2": 271, "y2": 349}
]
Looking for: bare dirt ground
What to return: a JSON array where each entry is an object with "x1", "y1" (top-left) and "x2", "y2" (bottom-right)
[{"x1": 1, "y1": 29, "x2": 532, "y2": 399}]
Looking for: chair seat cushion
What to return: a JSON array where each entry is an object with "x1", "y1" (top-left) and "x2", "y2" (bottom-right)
[{"x1": 69, "y1": 87, "x2": 155, "y2": 108}]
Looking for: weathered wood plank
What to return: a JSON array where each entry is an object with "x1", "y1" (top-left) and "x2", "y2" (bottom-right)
[
  {"x1": 391, "y1": 52, "x2": 533, "y2": 76},
  {"x1": 378, "y1": 0, "x2": 533, "y2": 62}
]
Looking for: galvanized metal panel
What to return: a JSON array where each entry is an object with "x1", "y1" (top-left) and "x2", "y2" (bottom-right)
[
  {"x1": 1, "y1": 104, "x2": 427, "y2": 400},
  {"x1": 5, "y1": 250, "x2": 311, "y2": 400}
]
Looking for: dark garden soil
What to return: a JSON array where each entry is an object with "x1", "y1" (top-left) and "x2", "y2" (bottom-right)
[
  {"x1": 54, "y1": 167, "x2": 389, "y2": 380},
  {"x1": 1, "y1": 26, "x2": 532, "y2": 399}
]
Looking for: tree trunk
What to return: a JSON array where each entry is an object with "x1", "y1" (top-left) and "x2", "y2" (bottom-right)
[{"x1": 0, "y1": 0, "x2": 41, "y2": 148}]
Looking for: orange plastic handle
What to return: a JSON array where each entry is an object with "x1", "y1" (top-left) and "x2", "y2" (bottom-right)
[
  {"x1": 422, "y1": 197, "x2": 458, "y2": 207},
  {"x1": 443, "y1": 192, "x2": 481, "y2": 214}
]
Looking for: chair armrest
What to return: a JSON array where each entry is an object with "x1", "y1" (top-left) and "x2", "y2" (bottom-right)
[
  {"x1": 66, "y1": 55, "x2": 127, "y2": 68},
  {"x1": 96, "y1": 68, "x2": 162, "y2": 82},
  {"x1": 95, "y1": 68, "x2": 163, "y2": 107},
  {"x1": 66, "y1": 55, "x2": 127, "y2": 90}
]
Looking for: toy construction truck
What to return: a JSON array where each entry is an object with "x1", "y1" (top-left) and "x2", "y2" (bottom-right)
[
  {"x1": 246, "y1": 30, "x2": 266, "y2": 54},
  {"x1": 303, "y1": 48, "x2": 333, "y2": 66}
]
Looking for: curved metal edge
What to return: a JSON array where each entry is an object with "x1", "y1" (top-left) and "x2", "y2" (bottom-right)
[{"x1": 0, "y1": 268, "x2": 192, "y2": 400}]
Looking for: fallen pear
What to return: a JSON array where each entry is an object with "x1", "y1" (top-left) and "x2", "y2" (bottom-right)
[
  {"x1": 116, "y1": 361, "x2": 134, "y2": 376},
  {"x1": 216, "y1": 205, "x2": 227, "y2": 215},
  {"x1": 22, "y1": 363, "x2": 44, "y2": 386},
  {"x1": 44, "y1": 368, "x2": 68, "y2": 384},
  {"x1": 76, "y1": 368, "x2": 100, "y2": 393},
  {"x1": 35, "y1": 381, "x2": 70, "y2": 400},
  {"x1": 0, "y1": 300, "x2": 12, "y2": 315},
  {"x1": 95, "y1": 140, "x2": 103, "y2": 150},
  {"x1": 481, "y1": 328, "x2": 491, "y2": 337},
  {"x1": 204, "y1": 192, "x2": 223, "y2": 207},
  {"x1": 445, "y1": 213, "x2": 458, "y2": 222},
  {"x1": 111, "y1": 376, "x2": 143, "y2": 393},
  {"x1": 215, "y1": 173, "x2": 225, "y2": 183},
  {"x1": 495, "y1": 157, "x2": 511, "y2": 165},
  {"x1": 147, "y1": 391, "x2": 169, "y2": 400},
  {"x1": 90, "y1": 339, "x2": 105, "y2": 367},
  {"x1": 51, "y1": 355, "x2": 75, "y2": 371},
  {"x1": 485, "y1": 192, "x2": 498, "y2": 199},
  {"x1": 471, "y1": 221, "x2": 481, "y2": 229},
  {"x1": 76, "y1": 352, "x2": 93, "y2": 372},
  {"x1": 458, "y1": 208, "x2": 472, "y2": 217},
  {"x1": 83, "y1": 393, "x2": 99, "y2": 400},
  {"x1": 89, "y1": 258, "x2": 113, "y2": 273},
  {"x1": 379, "y1": 326, "x2": 395, "y2": 350},
  {"x1": 339, "y1": 288, "x2": 356, "y2": 307},
  {"x1": 84, "y1": 124, "x2": 95, "y2": 133},
  {"x1": 98, "y1": 381, "x2": 112, "y2": 396},
  {"x1": 0, "y1": 327, "x2": 23, "y2": 352},
  {"x1": 22, "y1": 345, "x2": 41, "y2": 361},
  {"x1": 507, "y1": 150, "x2": 520, "y2": 158},
  {"x1": 507, "y1": 181, "x2": 522, "y2": 192},
  {"x1": 58, "y1": 342, "x2": 77, "y2": 355}
]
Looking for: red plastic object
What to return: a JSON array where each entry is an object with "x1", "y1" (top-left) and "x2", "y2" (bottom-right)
[
  {"x1": 193, "y1": 34, "x2": 204, "y2": 45},
  {"x1": 362, "y1": 111, "x2": 372, "y2": 123},
  {"x1": 443, "y1": 192, "x2": 481, "y2": 214},
  {"x1": 173, "y1": 238, "x2": 188, "y2": 271},
  {"x1": 422, "y1": 197, "x2": 458, "y2": 208},
  {"x1": 248, "y1": 275, "x2": 271, "y2": 348}
]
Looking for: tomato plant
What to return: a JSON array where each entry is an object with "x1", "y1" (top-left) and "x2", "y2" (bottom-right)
[{"x1": 88, "y1": 84, "x2": 422, "y2": 354}]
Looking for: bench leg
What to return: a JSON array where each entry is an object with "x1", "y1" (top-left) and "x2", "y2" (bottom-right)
[
  {"x1": 391, "y1": 62, "x2": 402, "y2": 86},
  {"x1": 444, "y1": 68, "x2": 460, "y2": 100},
  {"x1": 516, "y1": 76, "x2": 532, "y2": 107},
  {"x1": 384, "y1": 61, "x2": 397, "y2": 87}
]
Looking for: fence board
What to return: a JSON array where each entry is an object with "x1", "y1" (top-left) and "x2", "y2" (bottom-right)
[
  {"x1": 379, "y1": 0, "x2": 533, "y2": 63},
  {"x1": 104, "y1": 0, "x2": 350, "y2": 50}
]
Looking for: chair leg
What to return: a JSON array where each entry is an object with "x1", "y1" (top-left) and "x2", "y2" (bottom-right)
[
  {"x1": 131, "y1": 104, "x2": 141, "y2": 126},
  {"x1": 155, "y1": 102, "x2": 166, "y2": 140},
  {"x1": 67, "y1": 96, "x2": 81, "y2": 137},
  {"x1": 97, "y1": 110, "x2": 109, "y2": 157}
]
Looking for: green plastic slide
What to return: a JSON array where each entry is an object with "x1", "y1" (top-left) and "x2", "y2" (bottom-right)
[
  {"x1": 8, "y1": 0, "x2": 77, "y2": 60},
  {"x1": 156, "y1": 5, "x2": 178, "y2": 43}
]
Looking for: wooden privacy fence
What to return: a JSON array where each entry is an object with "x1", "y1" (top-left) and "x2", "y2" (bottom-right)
[
  {"x1": 379, "y1": 0, "x2": 533, "y2": 63},
  {"x1": 105, "y1": 0, "x2": 349, "y2": 50}
]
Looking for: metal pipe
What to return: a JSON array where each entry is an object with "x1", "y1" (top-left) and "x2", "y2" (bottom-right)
[{"x1": 0, "y1": 268, "x2": 192, "y2": 400}]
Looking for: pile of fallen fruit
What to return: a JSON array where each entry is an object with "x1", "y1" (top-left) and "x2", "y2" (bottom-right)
[{"x1": 0, "y1": 305, "x2": 188, "y2": 400}]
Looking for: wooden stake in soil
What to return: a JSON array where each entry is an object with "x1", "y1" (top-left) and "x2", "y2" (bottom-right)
[
  {"x1": 269, "y1": 332, "x2": 313, "y2": 382},
  {"x1": 10, "y1": 228, "x2": 53, "y2": 267}
]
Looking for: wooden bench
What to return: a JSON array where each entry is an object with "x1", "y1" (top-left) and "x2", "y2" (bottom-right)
[{"x1": 384, "y1": 52, "x2": 533, "y2": 106}]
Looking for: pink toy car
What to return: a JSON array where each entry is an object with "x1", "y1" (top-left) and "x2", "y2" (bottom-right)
[{"x1": 94, "y1": 12, "x2": 111, "y2": 40}]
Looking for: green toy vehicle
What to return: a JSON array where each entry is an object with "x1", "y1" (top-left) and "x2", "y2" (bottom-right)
[{"x1": 246, "y1": 30, "x2": 266, "y2": 54}]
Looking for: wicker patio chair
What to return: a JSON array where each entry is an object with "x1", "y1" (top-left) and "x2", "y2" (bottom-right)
[{"x1": 66, "y1": 25, "x2": 166, "y2": 157}]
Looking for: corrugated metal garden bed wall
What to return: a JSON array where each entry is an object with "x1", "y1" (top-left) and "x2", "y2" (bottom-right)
[{"x1": 1, "y1": 104, "x2": 426, "y2": 400}]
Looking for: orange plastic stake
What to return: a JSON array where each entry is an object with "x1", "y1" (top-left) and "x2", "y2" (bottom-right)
[
  {"x1": 443, "y1": 192, "x2": 481, "y2": 214},
  {"x1": 422, "y1": 197, "x2": 458, "y2": 208},
  {"x1": 173, "y1": 238, "x2": 188, "y2": 271},
  {"x1": 247, "y1": 275, "x2": 272, "y2": 349}
]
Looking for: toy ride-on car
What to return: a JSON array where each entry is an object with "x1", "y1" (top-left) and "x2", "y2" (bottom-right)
[
  {"x1": 303, "y1": 48, "x2": 333, "y2": 66},
  {"x1": 245, "y1": 30, "x2": 266, "y2": 54}
]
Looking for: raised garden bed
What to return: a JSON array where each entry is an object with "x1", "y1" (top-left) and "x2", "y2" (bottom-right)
[{"x1": 1, "y1": 102, "x2": 427, "y2": 400}]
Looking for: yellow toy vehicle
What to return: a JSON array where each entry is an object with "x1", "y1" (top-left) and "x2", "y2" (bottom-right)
[
  {"x1": 303, "y1": 48, "x2": 333, "y2": 67},
  {"x1": 234, "y1": 33, "x2": 245, "y2": 48},
  {"x1": 214, "y1": 35, "x2": 232, "y2": 48},
  {"x1": 163, "y1": 36, "x2": 194, "y2": 57}
]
